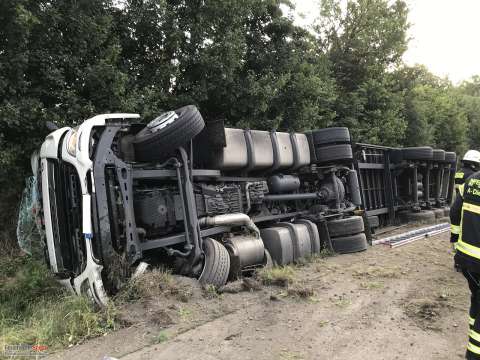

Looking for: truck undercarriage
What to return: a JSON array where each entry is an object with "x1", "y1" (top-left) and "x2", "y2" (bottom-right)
[{"x1": 32, "y1": 106, "x2": 456, "y2": 305}]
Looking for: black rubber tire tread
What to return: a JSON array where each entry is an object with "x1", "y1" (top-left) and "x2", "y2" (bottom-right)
[
  {"x1": 389, "y1": 149, "x2": 403, "y2": 164},
  {"x1": 311, "y1": 127, "x2": 350, "y2": 145},
  {"x1": 331, "y1": 233, "x2": 368, "y2": 254},
  {"x1": 445, "y1": 151, "x2": 457, "y2": 163},
  {"x1": 432, "y1": 149, "x2": 445, "y2": 161},
  {"x1": 134, "y1": 105, "x2": 205, "y2": 162},
  {"x1": 327, "y1": 216, "x2": 365, "y2": 237},
  {"x1": 417, "y1": 182, "x2": 424, "y2": 191},
  {"x1": 433, "y1": 208, "x2": 445, "y2": 219},
  {"x1": 404, "y1": 210, "x2": 436, "y2": 223},
  {"x1": 402, "y1": 147, "x2": 433, "y2": 161},
  {"x1": 199, "y1": 238, "x2": 230, "y2": 289},
  {"x1": 315, "y1": 144, "x2": 353, "y2": 163},
  {"x1": 367, "y1": 216, "x2": 380, "y2": 229},
  {"x1": 417, "y1": 190, "x2": 424, "y2": 199},
  {"x1": 443, "y1": 206, "x2": 450, "y2": 217}
]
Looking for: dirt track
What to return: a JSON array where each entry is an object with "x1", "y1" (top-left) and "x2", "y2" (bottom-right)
[{"x1": 48, "y1": 231, "x2": 470, "y2": 360}]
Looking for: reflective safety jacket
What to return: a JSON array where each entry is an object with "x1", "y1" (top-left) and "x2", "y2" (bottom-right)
[
  {"x1": 450, "y1": 172, "x2": 480, "y2": 272},
  {"x1": 455, "y1": 165, "x2": 476, "y2": 191}
]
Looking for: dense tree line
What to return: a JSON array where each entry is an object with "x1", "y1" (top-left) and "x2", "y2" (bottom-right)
[{"x1": 1, "y1": 0, "x2": 480, "y2": 246}]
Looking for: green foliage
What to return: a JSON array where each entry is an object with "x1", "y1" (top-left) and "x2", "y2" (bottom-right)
[{"x1": 318, "y1": 0, "x2": 409, "y2": 144}]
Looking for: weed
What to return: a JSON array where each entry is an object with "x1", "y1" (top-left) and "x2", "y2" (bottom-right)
[
  {"x1": 318, "y1": 248, "x2": 336, "y2": 258},
  {"x1": 318, "y1": 320, "x2": 330, "y2": 327},
  {"x1": 332, "y1": 296, "x2": 351, "y2": 308},
  {"x1": 153, "y1": 330, "x2": 169, "y2": 344},
  {"x1": 256, "y1": 266, "x2": 295, "y2": 287},
  {"x1": 286, "y1": 285, "x2": 315, "y2": 299},
  {"x1": 359, "y1": 281, "x2": 384, "y2": 290},
  {"x1": 203, "y1": 284, "x2": 221, "y2": 299},
  {"x1": 115, "y1": 268, "x2": 175, "y2": 303},
  {"x1": 352, "y1": 266, "x2": 400, "y2": 279},
  {"x1": 178, "y1": 307, "x2": 192, "y2": 321},
  {"x1": 279, "y1": 350, "x2": 304, "y2": 359}
]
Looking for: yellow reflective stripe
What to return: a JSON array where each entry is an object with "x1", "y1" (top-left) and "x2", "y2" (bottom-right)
[
  {"x1": 471, "y1": 317, "x2": 476, "y2": 326},
  {"x1": 451, "y1": 224, "x2": 461, "y2": 235},
  {"x1": 457, "y1": 241, "x2": 480, "y2": 260},
  {"x1": 464, "y1": 202, "x2": 480, "y2": 215},
  {"x1": 468, "y1": 342, "x2": 480, "y2": 355},
  {"x1": 471, "y1": 330, "x2": 480, "y2": 342},
  {"x1": 456, "y1": 172, "x2": 465, "y2": 179},
  {"x1": 460, "y1": 184, "x2": 465, "y2": 197}
]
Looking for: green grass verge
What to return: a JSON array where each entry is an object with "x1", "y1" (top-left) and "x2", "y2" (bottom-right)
[{"x1": 0, "y1": 255, "x2": 118, "y2": 350}]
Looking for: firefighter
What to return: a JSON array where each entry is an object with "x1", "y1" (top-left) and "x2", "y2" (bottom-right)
[
  {"x1": 450, "y1": 173, "x2": 480, "y2": 359},
  {"x1": 455, "y1": 150, "x2": 480, "y2": 194}
]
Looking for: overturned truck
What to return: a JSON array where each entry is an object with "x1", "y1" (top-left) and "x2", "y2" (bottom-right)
[{"x1": 31, "y1": 106, "x2": 456, "y2": 305}]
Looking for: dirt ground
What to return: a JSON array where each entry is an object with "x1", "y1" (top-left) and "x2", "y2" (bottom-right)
[{"x1": 47, "y1": 230, "x2": 471, "y2": 360}]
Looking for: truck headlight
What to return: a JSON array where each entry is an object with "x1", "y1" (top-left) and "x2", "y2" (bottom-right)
[{"x1": 66, "y1": 130, "x2": 78, "y2": 156}]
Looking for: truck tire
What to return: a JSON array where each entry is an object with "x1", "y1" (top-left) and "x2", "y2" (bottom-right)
[
  {"x1": 389, "y1": 149, "x2": 403, "y2": 164},
  {"x1": 432, "y1": 149, "x2": 445, "y2": 161},
  {"x1": 404, "y1": 210, "x2": 435, "y2": 223},
  {"x1": 433, "y1": 208, "x2": 445, "y2": 219},
  {"x1": 199, "y1": 238, "x2": 230, "y2": 289},
  {"x1": 443, "y1": 206, "x2": 450, "y2": 217},
  {"x1": 367, "y1": 215, "x2": 380, "y2": 229},
  {"x1": 327, "y1": 216, "x2": 365, "y2": 237},
  {"x1": 445, "y1": 152, "x2": 456, "y2": 163},
  {"x1": 402, "y1": 147, "x2": 433, "y2": 161},
  {"x1": 311, "y1": 127, "x2": 350, "y2": 145},
  {"x1": 331, "y1": 233, "x2": 368, "y2": 254},
  {"x1": 133, "y1": 105, "x2": 205, "y2": 162},
  {"x1": 315, "y1": 144, "x2": 353, "y2": 163}
]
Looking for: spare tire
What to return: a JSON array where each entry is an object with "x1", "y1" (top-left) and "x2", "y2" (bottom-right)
[
  {"x1": 134, "y1": 105, "x2": 205, "y2": 162},
  {"x1": 199, "y1": 238, "x2": 230, "y2": 289},
  {"x1": 331, "y1": 233, "x2": 368, "y2": 254},
  {"x1": 445, "y1": 151, "x2": 457, "y2": 163},
  {"x1": 315, "y1": 144, "x2": 353, "y2": 163},
  {"x1": 432, "y1": 149, "x2": 446, "y2": 161},
  {"x1": 402, "y1": 147, "x2": 433, "y2": 161},
  {"x1": 327, "y1": 216, "x2": 365, "y2": 237},
  {"x1": 311, "y1": 127, "x2": 350, "y2": 145}
]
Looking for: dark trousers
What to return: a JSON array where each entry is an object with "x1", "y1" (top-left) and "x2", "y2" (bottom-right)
[{"x1": 464, "y1": 270, "x2": 480, "y2": 359}]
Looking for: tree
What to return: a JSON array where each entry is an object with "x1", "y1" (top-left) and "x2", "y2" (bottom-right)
[
  {"x1": 316, "y1": 0, "x2": 409, "y2": 144},
  {"x1": 0, "y1": 0, "x2": 127, "y2": 246},
  {"x1": 116, "y1": 0, "x2": 337, "y2": 130}
]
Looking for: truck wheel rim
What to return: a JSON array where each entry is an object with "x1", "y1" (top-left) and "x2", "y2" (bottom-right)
[{"x1": 147, "y1": 111, "x2": 178, "y2": 133}]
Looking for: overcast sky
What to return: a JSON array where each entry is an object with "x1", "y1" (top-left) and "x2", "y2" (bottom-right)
[{"x1": 291, "y1": 0, "x2": 480, "y2": 84}]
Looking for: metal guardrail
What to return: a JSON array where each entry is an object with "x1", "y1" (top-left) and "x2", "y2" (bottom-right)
[{"x1": 372, "y1": 222, "x2": 450, "y2": 248}]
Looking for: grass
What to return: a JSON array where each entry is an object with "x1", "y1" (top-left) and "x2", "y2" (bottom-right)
[
  {"x1": 153, "y1": 330, "x2": 169, "y2": 344},
  {"x1": 202, "y1": 284, "x2": 221, "y2": 298},
  {"x1": 115, "y1": 267, "x2": 181, "y2": 303},
  {"x1": 0, "y1": 255, "x2": 118, "y2": 351},
  {"x1": 256, "y1": 266, "x2": 296, "y2": 287}
]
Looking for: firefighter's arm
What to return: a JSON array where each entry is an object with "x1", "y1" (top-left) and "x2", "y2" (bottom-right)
[{"x1": 449, "y1": 188, "x2": 463, "y2": 243}]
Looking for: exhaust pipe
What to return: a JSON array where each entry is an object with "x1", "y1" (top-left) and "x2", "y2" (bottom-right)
[{"x1": 199, "y1": 213, "x2": 260, "y2": 238}]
